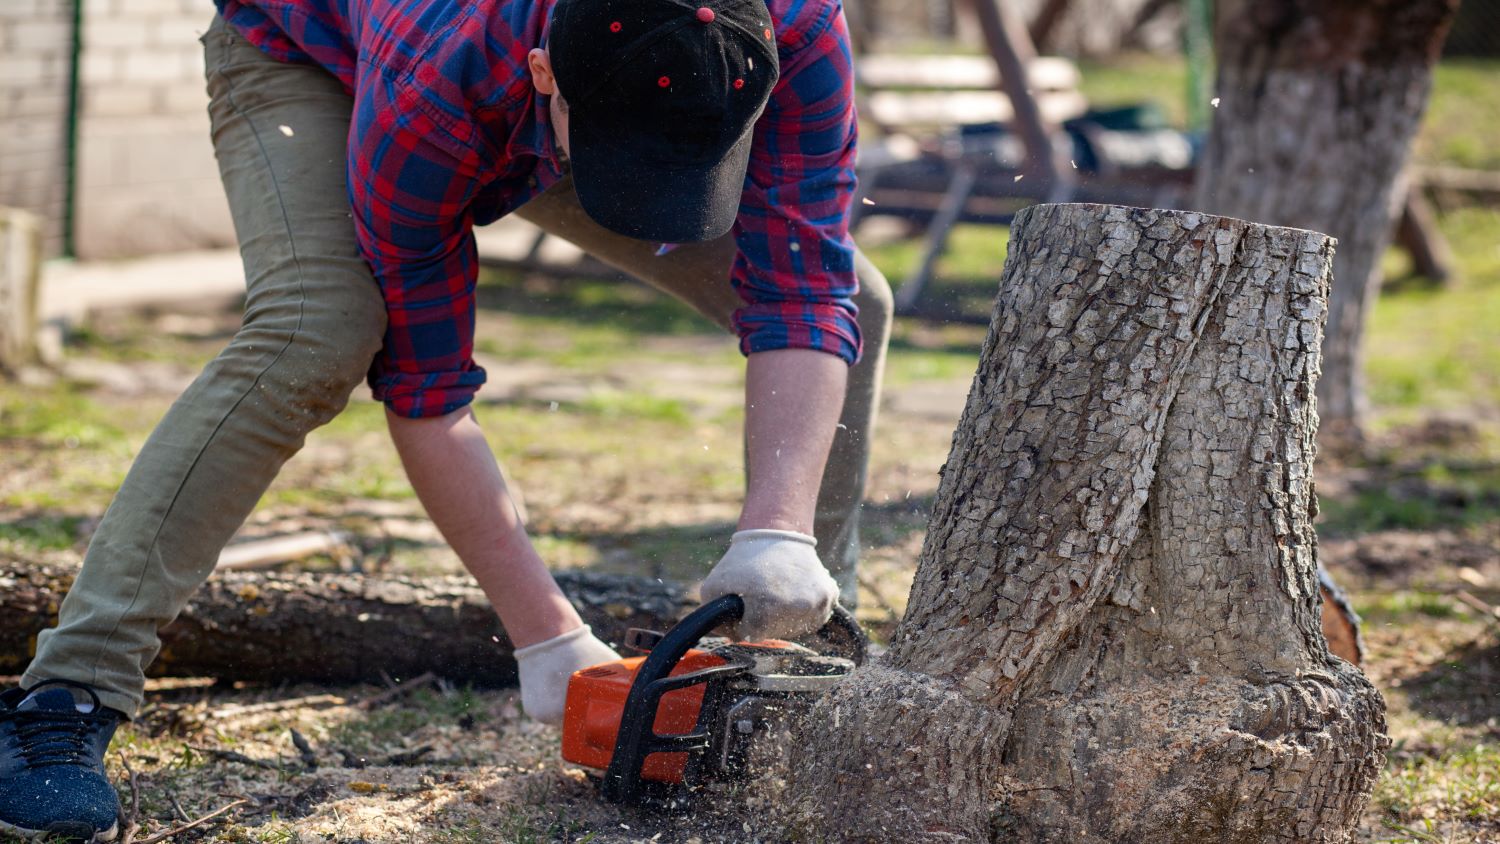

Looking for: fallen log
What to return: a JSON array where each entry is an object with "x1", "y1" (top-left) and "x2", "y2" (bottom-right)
[{"x1": 0, "y1": 566, "x2": 694, "y2": 685}]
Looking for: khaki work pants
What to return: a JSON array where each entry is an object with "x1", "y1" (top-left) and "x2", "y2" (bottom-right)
[{"x1": 22, "y1": 16, "x2": 892, "y2": 718}]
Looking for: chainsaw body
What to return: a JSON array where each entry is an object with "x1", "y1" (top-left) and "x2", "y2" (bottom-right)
[{"x1": 561, "y1": 595, "x2": 865, "y2": 807}]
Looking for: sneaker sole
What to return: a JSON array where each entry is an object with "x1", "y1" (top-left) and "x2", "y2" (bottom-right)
[{"x1": 0, "y1": 815, "x2": 119, "y2": 843}]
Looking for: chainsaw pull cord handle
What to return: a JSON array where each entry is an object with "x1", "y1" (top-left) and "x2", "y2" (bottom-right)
[{"x1": 600, "y1": 594, "x2": 747, "y2": 804}]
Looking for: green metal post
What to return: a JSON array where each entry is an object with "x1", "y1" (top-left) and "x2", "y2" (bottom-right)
[{"x1": 63, "y1": 0, "x2": 82, "y2": 258}]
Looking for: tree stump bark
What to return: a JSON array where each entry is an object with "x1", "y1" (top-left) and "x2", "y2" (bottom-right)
[
  {"x1": 1191, "y1": 0, "x2": 1460, "y2": 450},
  {"x1": 772, "y1": 204, "x2": 1387, "y2": 843}
]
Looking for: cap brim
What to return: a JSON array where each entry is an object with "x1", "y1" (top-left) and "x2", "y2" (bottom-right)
[{"x1": 566, "y1": 114, "x2": 753, "y2": 243}]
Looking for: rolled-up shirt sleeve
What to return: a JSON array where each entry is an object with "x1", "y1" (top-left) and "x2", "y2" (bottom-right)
[
  {"x1": 349, "y1": 69, "x2": 488, "y2": 418},
  {"x1": 732, "y1": 6, "x2": 861, "y2": 366}
]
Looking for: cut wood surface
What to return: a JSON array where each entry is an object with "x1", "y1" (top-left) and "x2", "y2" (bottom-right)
[
  {"x1": 1320, "y1": 566, "x2": 1364, "y2": 665},
  {"x1": 0, "y1": 566, "x2": 694, "y2": 685},
  {"x1": 773, "y1": 204, "x2": 1388, "y2": 843}
]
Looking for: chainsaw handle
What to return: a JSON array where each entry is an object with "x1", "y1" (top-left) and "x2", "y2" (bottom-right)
[{"x1": 633, "y1": 593, "x2": 746, "y2": 692}]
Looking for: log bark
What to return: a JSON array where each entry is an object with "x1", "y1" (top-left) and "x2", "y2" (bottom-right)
[
  {"x1": 772, "y1": 204, "x2": 1387, "y2": 843},
  {"x1": 1191, "y1": 0, "x2": 1460, "y2": 450},
  {"x1": 0, "y1": 566, "x2": 693, "y2": 685}
]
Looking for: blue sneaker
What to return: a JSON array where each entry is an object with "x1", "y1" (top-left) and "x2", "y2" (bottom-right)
[{"x1": 0, "y1": 680, "x2": 122, "y2": 843}]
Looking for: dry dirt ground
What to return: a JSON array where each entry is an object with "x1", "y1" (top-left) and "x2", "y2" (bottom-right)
[{"x1": 2, "y1": 285, "x2": 1497, "y2": 843}]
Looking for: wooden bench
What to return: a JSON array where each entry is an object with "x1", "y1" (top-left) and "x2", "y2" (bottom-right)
[{"x1": 858, "y1": 54, "x2": 1088, "y2": 132}]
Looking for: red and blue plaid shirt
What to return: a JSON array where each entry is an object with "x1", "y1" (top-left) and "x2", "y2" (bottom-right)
[{"x1": 216, "y1": 0, "x2": 862, "y2": 418}]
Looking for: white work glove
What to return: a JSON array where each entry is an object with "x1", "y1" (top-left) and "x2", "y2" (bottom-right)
[
  {"x1": 513, "y1": 626, "x2": 619, "y2": 726},
  {"x1": 699, "y1": 529, "x2": 838, "y2": 642}
]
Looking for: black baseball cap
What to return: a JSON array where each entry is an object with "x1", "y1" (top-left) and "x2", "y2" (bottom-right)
[{"x1": 547, "y1": 0, "x2": 780, "y2": 243}]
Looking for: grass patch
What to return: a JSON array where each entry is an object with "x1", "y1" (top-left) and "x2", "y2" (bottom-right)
[
  {"x1": 326, "y1": 688, "x2": 481, "y2": 756},
  {"x1": 1375, "y1": 742, "x2": 1500, "y2": 830},
  {"x1": 1368, "y1": 208, "x2": 1500, "y2": 415},
  {"x1": 0, "y1": 516, "x2": 84, "y2": 551},
  {"x1": 1415, "y1": 60, "x2": 1500, "y2": 172},
  {"x1": 884, "y1": 345, "x2": 981, "y2": 388},
  {"x1": 0, "y1": 386, "x2": 132, "y2": 452},
  {"x1": 433, "y1": 809, "x2": 596, "y2": 844},
  {"x1": 1355, "y1": 592, "x2": 1464, "y2": 624},
  {"x1": 1320, "y1": 485, "x2": 1500, "y2": 534},
  {"x1": 863, "y1": 224, "x2": 1010, "y2": 301},
  {"x1": 574, "y1": 391, "x2": 693, "y2": 425}
]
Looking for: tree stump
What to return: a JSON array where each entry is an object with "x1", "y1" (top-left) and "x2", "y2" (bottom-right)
[{"x1": 773, "y1": 204, "x2": 1387, "y2": 842}]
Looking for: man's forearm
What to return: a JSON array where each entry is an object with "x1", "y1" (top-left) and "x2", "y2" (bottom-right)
[
  {"x1": 385, "y1": 406, "x2": 582, "y2": 648},
  {"x1": 740, "y1": 348, "x2": 848, "y2": 534}
]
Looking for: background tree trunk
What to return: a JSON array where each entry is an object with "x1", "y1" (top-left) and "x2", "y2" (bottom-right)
[
  {"x1": 772, "y1": 204, "x2": 1387, "y2": 843},
  {"x1": 0, "y1": 566, "x2": 693, "y2": 685},
  {"x1": 1191, "y1": 0, "x2": 1460, "y2": 451}
]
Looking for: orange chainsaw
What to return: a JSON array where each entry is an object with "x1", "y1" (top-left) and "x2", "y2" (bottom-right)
[{"x1": 561, "y1": 594, "x2": 867, "y2": 808}]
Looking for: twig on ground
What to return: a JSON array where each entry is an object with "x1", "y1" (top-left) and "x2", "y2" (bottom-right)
[
  {"x1": 133, "y1": 799, "x2": 248, "y2": 844},
  {"x1": 290, "y1": 728, "x2": 318, "y2": 770},
  {"x1": 356, "y1": 671, "x2": 438, "y2": 710},
  {"x1": 167, "y1": 793, "x2": 190, "y2": 824},
  {"x1": 119, "y1": 752, "x2": 141, "y2": 844},
  {"x1": 216, "y1": 531, "x2": 350, "y2": 570},
  {"x1": 383, "y1": 745, "x2": 434, "y2": 766},
  {"x1": 1453, "y1": 590, "x2": 1500, "y2": 630},
  {"x1": 188, "y1": 745, "x2": 286, "y2": 771}
]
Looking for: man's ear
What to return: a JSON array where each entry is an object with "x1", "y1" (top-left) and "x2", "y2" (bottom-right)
[{"x1": 528, "y1": 48, "x2": 558, "y2": 96}]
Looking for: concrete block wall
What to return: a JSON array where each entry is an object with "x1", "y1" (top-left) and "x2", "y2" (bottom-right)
[
  {"x1": 74, "y1": 0, "x2": 234, "y2": 259},
  {"x1": 0, "y1": 0, "x2": 75, "y2": 258}
]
